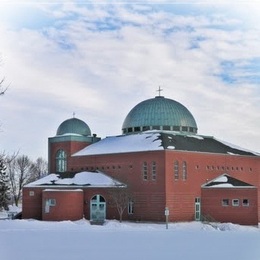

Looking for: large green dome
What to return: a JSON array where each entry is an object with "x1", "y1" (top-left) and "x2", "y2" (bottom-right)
[
  {"x1": 122, "y1": 96, "x2": 198, "y2": 134},
  {"x1": 56, "y1": 117, "x2": 91, "y2": 136}
]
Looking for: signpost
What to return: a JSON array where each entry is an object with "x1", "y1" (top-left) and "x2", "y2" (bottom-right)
[{"x1": 165, "y1": 207, "x2": 169, "y2": 229}]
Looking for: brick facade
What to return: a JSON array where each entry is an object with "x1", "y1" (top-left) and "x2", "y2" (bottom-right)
[{"x1": 23, "y1": 135, "x2": 259, "y2": 225}]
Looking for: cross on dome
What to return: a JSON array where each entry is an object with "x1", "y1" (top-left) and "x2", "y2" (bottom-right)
[{"x1": 157, "y1": 86, "x2": 163, "y2": 97}]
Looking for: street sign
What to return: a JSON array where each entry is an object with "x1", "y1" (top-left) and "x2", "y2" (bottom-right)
[{"x1": 165, "y1": 207, "x2": 169, "y2": 216}]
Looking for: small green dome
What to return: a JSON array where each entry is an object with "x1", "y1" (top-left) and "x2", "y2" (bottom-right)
[
  {"x1": 122, "y1": 96, "x2": 197, "y2": 134},
  {"x1": 56, "y1": 117, "x2": 91, "y2": 136}
]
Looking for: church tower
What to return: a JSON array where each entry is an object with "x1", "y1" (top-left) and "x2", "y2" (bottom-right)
[{"x1": 48, "y1": 117, "x2": 100, "y2": 173}]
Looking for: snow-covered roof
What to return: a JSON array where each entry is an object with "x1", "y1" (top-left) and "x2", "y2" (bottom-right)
[
  {"x1": 73, "y1": 131, "x2": 163, "y2": 156},
  {"x1": 72, "y1": 131, "x2": 259, "y2": 157},
  {"x1": 25, "y1": 171, "x2": 125, "y2": 188},
  {"x1": 202, "y1": 174, "x2": 256, "y2": 188}
]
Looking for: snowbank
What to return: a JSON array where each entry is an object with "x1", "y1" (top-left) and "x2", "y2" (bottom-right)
[{"x1": 0, "y1": 220, "x2": 259, "y2": 260}]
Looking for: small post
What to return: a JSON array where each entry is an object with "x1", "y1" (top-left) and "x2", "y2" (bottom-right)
[{"x1": 165, "y1": 207, "x2": 169, "y2": 229}]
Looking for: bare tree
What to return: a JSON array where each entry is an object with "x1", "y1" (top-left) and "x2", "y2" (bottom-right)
[
  {"x1": 0, "y1": 77, "x2": 7, "y2": 96},
  {"x1": 109, "y1": 184, "x2": 134, "y2": 223},
  {"x1": 7, "y1": 155, "x2": 33, "y2": 206},
  {"x1": 28, "y1": 157, "x2": 48, "y2": 183}
]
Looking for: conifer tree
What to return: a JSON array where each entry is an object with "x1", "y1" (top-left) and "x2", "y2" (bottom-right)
[{"x1": 0, "y1": 159, "x2": 10, "y2": 211}]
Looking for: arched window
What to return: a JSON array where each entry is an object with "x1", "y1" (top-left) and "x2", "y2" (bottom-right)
[
  {"x1": 56, "y1": 149, "x2": 67, "y2": 172},
  {"x1": 174, "y1": 160, "x2": 179, "y2": 180},
  {"x1": 182, "y1": 161, "x2": 187, "y2": 180}
]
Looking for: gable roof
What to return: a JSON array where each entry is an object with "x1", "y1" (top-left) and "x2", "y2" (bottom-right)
[
  {"x1": 202, "y1": 174, "x2": 256, "y2": 188},
  {"x1": 73, "y1": 131, "x2": 259, "y2": 156}
]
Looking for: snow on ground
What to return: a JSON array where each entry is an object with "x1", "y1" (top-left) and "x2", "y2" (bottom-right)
[{"x1": 0, "y1": 219, "x2": 260, "y2": 260}]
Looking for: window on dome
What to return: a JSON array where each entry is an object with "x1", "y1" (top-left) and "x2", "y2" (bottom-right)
[
  {"x1": 127, "y1": 128, "x2": 133, "y2": 133},
  {"x1": 163, "y1": 126, "x2": 171, "y2": 130},
  {"x1": 173, "y1": 126, "x2": 180, "y2": 131},
  {"x1": 56, "y1": 149, "x2": 67, "y2": 172},
  {"x1": 152, "y1": 126, "x2": 160, "y2": 130},
  {"x1": 142, "y1": 126, "x2": 150, "y2": 131},
  {"x1": 134, "y1": 127, "x2": 140, "y2": 132},
  {"x1": 182, "y1": 126, "x2": 188, "y2": 132}
]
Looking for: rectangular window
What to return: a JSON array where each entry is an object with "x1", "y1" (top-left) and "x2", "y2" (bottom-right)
[
  {"x1": 222, "y1": 199, "x2": 229, "y2": 206},
  {"x1": 182, "y1": 161, "x2": 187, "y2": 180},
  {"x1": 232, "y1": 199, "x2": 239, "y2": 207},
  {"x1": 128, "y1": 200, "x2": 134, "y2": 214},
  {"x1": 29, "y1": 191, "x2": 35, "y2": 196},
  {"x1": 152, "y1": 161, "x2": 156, "y2": 181},
  {"x1": 242, "y1": 199, "x2": 249, "y2": 207},
  {"x1": 48, "y1": 199, "x2": 56, "y2": 206},
  {"x1": 143, "y1": 162, "x2": 148, "y2": 181},
  {"x1": 195, "y1": 197, "x2": 201, "y2": 203},
  {"x1": 174, "y1": 161, "x2": 179, "y2": 180}
]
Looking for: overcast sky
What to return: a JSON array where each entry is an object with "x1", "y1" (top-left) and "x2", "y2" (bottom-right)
[{"x1": 0, "y1": 1, "x2": 260, "y2": 160}]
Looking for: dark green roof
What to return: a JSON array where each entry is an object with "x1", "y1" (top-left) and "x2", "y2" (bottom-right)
[
  {"x1": 56, "y1": 117, "x2": 91, "y2": 136},
  {"x1": 159, "y1": 132, "x2": 257, "y2": 156},
  {"x1": 122, "y1": 96, "x2": 197, "y2": 134}
]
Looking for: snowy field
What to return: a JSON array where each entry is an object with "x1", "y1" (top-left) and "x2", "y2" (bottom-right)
[{"x1": 0, "y1": 219, "x2": 260, "y2": 260}]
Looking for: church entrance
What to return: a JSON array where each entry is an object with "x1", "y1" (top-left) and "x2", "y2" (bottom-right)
[{"x1": 90, "y1": 195, "x2": 106, "y2": 223}]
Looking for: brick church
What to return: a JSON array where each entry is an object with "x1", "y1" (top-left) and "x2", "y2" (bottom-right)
[{"x1": 23, "y1": 92, "x2": 259, "y2": 225}]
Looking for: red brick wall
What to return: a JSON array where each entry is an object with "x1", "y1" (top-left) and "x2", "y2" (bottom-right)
[
  {"x1": 46, "y1": 141, "x2": 259, "y2": 224},
  {"x1": 69, "y1": 150, "x2": 259, "y2": 223},
  {"x1": 70, "y1": 151, "x2": 167, "y2": 221},
  {"x1": 42, "y1": 189, "x2": 84, "y2": 221},
  {"x1": 22, "y1": 187, "x2": 44, "y2": 220},
  {"x1": 49, "y1": 141, "x2": 90, "y2": 172},
  {"x1": 164, "y1": 150, "x2": 259, "y2": 222},
  {"x1": 201, "y1": 187, "x2": 258, "y2": 225},
  {"x1": 23, "y1": 187, "x2": 129, "y2": 221}
]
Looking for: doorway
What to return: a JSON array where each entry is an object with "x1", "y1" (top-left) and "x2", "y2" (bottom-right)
[{"x1": 90, "y1": 195, "x2": 106, "y2": 223}]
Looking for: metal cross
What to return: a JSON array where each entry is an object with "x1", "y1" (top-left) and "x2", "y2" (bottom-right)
[{"x1": 157, "y1": 86, "x2": 163, "y2": 96}]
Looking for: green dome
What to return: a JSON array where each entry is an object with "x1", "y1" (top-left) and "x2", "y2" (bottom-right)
[
  {"x1": 56, "y1": 117, "x2": 91, "y2": 136},
  {"x1": 122, "y1": 96, "x2": 197, "y2": 134}
]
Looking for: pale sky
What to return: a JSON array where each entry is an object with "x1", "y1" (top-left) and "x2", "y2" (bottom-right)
[{"x1": 0, "y1": 1, "x2": 260, "y2": 160}]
